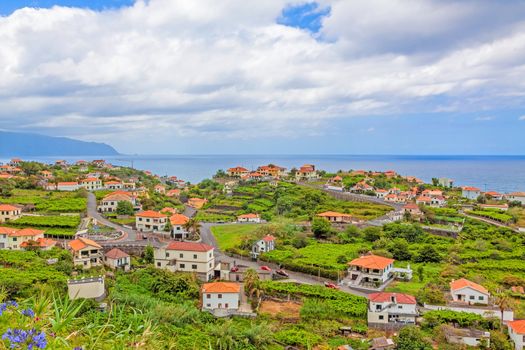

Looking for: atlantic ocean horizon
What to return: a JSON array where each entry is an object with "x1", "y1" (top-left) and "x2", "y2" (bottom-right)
[{"x1": 2, "y1": 154, "x2": 525, "y2": 193}]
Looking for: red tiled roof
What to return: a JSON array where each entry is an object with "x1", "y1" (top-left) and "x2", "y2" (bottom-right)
[
  {"x1": 238, "y1": 213, "x2": 259, "y2": 219},
  {"x1": 262, "y1": 234, "x2": 275, "y2": 242},
  {"x1": 317, "y1": 211, "x2": 352, "y2": 218},
  {"x1": 462, "y1": 186, "x2": 480, "y2": 191},
  {"x1": 349, "y1": 254, "x2": 394, "y2": 269},
  {"x1": 368, "y1": 292, "x2": 416, "y2": 304},
  {"x1": 10, "y1": 228, "x2": 45, "y2": 237},
  {"x1": 20, "y1": 237, "x2": 57, "y2": 248},
  {"x1": 82, "y1": 177, "x2": 100, "y2": 182},
  {"x1": 404, "y1": 203, "x2": 419, "y2": 210},
  {"x1": 202, "y1": 282, "x2": 240, "y2": 293},
  {"x1": 0, "y1": 227, "x2": 18, "y2": 235},
  {"x1": 57, "y1": 182, "x2": 78, "y2": 186},
  {"x1": 166, "y1": 241, "x2": 214, "y2": 252},
  {"x1": 509, "y1": 192, "x2": 525, "y2": 197},
  {"x1": 68, "y1": 237, "x2": 102, "y2": 251},
  {"x1": 450, "y1": 278, "x2": 488, "y2": 294},
  {"x1": 228, "y1": 166, "x2": 248, "y2": 172},
  {"x1": 105, "y1": 248, "x2": 129, "y2": 259}
]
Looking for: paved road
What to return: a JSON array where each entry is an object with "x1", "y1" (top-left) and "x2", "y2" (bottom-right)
[
  {"x1": 462, "y1": 211, "x2": 519, "y2": 232},
  {"x1": 86, "y1": 192, "x2": 138, "y2": 241},
  {"x1": 200, "y1": 222, "x2": 369, "y2": 297}
]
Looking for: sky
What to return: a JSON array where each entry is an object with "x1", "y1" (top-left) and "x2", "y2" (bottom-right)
[{"x1": 0, "y1": 0, "x2": 524, "y2": 155}]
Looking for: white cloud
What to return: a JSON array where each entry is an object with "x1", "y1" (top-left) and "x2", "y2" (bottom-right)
[
  {"x1": 475, "y1": 116, "x2": 494, "y2": 121},
  {"x1": 0, "y1": 0, "x2": 525, "y2": 152},
  {"x1": 519, "y1": 115, "x2": 525, "y2": 120}
]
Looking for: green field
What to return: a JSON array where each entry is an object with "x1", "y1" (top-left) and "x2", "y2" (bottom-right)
[
  {"x1": 0, "y1": 189, "x2": 87, "y2": 212},
  {"x1": 211, "y1": 224, "x2": 263, "y2": 251}
]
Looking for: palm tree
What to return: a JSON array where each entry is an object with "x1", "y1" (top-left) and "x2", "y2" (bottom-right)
[
  {"x1": 183, "y1": 218, "x2": 201, "y2": 240},
  {"x1": 494, "y1": 293, "x2": 511, "y2": 331},
  {"x1": 244, "y1": 268, "x2": 263, "y2": 309}
]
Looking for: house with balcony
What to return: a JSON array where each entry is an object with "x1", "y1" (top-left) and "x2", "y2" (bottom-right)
[
  {"x1": 80, "y1": 177, "x2": 103, "y2": 191},
  {"x1": 98, "y1": 192, "x2": 140, "y2": 213},
  {"x1": 345, "y1": 254, "x2": 395, "y2": 289},
  {"x1": 68, "y1": 237, "x2": 103, "y2": 269},
  {"x1": 257, "y1": 164, "x2": 287, "y2": 178},
  {"x1": 170, "y1": 214, "x2": 190, "y2": 240},
  {"x1": 0, "y1": 227, "x2": 48, "y2": 250},
  {"x1": 295, "y1": 164, "x2": 319, "y2": 181},
  {"x1": 0, "y1": 204, "x2": 22, "y2": 223},
  {"x1": 104, "y1": 181, "x2": 123, "y2": 190},
  {"x1": 135, "y1": 210, "x2": 168, "y2": 232},
  {"x1": 227, "y1": 166, "x2": 249, "y2": 178},
  {"x1": 367, "y1": 292, "x2": 417, "y2": 328},
  {"x1": 104, "y1": 248, "x2": 130, "y2": 271},
  {"x1": 154, "y1": 241, "x2": 215, "y2": 281},
  {"x1": 508, "y1": 320, "x2": 525, "y2": 350}
]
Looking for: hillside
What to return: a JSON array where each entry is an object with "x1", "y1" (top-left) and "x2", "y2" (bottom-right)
[{"x1": 0, "y1": 131, "x2": 119, "y2": 156}]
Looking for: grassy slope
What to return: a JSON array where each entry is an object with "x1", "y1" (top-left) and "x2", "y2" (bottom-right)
[{"x1": 211, "y1": 224, "x2": 263, "y2": 250}]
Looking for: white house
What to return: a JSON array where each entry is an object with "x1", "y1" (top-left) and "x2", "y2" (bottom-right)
[
  {"x1": 367, "y1": 292, "x2": 417, "y2": 326},
  {"x1": 346, "y1": 254, "x2": 395, "y2": 288},
  {"x1": 237, "y1": 213, "x2": 261, "y2": 223},
  {"x1": 170, "y1": 214, "x2": 190, "y2": 240},
  {"x1": 201, "y1": 282, "x2": 241, "y2": 311},
  {"x1": 443, "y1": 326, "x2": 490, "y2": 348},
  {"x1": 104, "y1": 181, "x2": 123, "y2": 190},
  {"x1": 251, "y1": 234, "x2": 276, "y2": 259},
  {"x1": 104, "y1": 248, "x2": 130, "y2": 271},
  {"x1": 0, "y1": 204, "x2": 22, "y2": 223},
  {"x1": 438, "y1": 178, "x2": 454, "y2": 188},
  {"x1": 507, "y1": 192, "x2": 525, "y2": 206},
  {"x1": 154, "y1": 241, "x2": 215, "y2": 281},
  {"x1": 375, "y1": 189, "x2": 388, "y2": 199},
  {"x1": 56, "y1": 182, "x2": 80, "y2": 191},
  {"x1": 80, "y1": 177, "x2": 104, "y2": 191},
  {"x1": 98, "y1": 193, "x2": 136, "y2": 213},
  {"x1": 0, "y1": 227, "x2": 51, "y2": 250},
  {"x1": 450, "y1": 278, "x2": 489, "y2": 305},
  {"x1": 508, "y1": 320, "x2": 525, "y2": 350},
  {"x1": 135, "y1": 210, "x2": 168, "y2": 232},
  {"x1": 462, "y1": 187, "x2": 481, "y2": 200}
]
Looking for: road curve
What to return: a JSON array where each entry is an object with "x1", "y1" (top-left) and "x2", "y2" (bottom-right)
[{"x1": 86, "y1": 192, "x2": 137, "y2": 241}]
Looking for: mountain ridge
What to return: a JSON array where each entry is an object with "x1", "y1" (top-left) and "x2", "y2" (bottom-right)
[{"x1": 0, "y1": 130, "x2": 119, "y2": 156}]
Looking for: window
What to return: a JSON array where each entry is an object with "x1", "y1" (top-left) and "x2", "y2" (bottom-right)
[
  {"x1": 218, "y1": 294, "x2": 222, "y2": 299},
  {"x1": 398, "y1": 305, "x2": 402, "y2": 309},
  {"x1": 165, "y1": 252, "x2": 170, "y2": 258},
  {"x1": 376, "y1": 305, "x2": 381, "y2": 311},
  {"x1": 378, "y1": 315, "x2": 384, "y2": 320},
  {"x1": 206, "y1": 304, "x2": 211, "y2": 307},
  {"x1": 180, "y1": 264, "x2": 185, "y2": 268},
  {"x1": 192, "y1": 264, "x2": 197, "y2": 269},
  {"x1": 206, "y1": 294, "x2": 211, "y2": 299},
  {"x1": 469, "y1": 296, "x2": 475, "y2": 300},
  {"x1": 478, "y1": 296, "x2": 484, "y2": 300},
  {"x1": 179, "y1": 253, "x2": 183, "y2": 258},
  {"x1": 193, "y1": 254, "x2": 197, "y2": 259},
  {"x1": 225, "y1": 303, "x2": 229, "y2": 308}
]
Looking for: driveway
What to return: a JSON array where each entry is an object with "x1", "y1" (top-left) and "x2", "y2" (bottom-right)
[{"x1": 86, "y1": 192, "x2": 137, "y2": 241}]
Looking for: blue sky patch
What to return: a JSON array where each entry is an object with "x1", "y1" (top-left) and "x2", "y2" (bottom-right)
[
  {"x1": 0, "y1": 0, "x2": 134, "y2": 15},
  {"x1": 277, "y1": 2, "x2": 330, "y2": 33}
]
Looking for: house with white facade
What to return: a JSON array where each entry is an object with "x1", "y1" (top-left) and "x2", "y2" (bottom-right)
[
  {"x1": 0, "y1": 204, "x2": 22, "y2": 223},
  {"x1": 438, "y1": 178, "x2": 454, "y2": 188},
  {"x1": 201, "y1": 282, "x2": 241, "y2": 312},
  {"x1": 98, "y1": 192, "x2": 137, "y2": 213},
  {"x1": 251, "y1": 234, "x2": 276, "y2": 259},
  {"x1": 507, "y1": 192, "x2": 525, "y2": 206},
  {"x1": 80, "y1": 177, "x2": 104, "y2": 191},
  {"x1": 462, "y1": 187, "x2": 481, "y2": 200},
  {"x1": 104, "y1": 181, "x2": 123, "y2": 190},
  {"x1": 375, "y1": 189, "x2": 388, "y2": 199},
  {"x1": 135, "y1": 210, "x2": 168, "y2": 232},
  {"x1": 346, "y1": 254, "x2": 395, "y2": 289},
  {"x1": 450, "y1": 278, "x2": 489, "y2": 305},
  {"x1": 0, "y1": 227, "x2": 50, "y2": 250},
  {"x1": 237, "y1": 213, "x2": 261, "y2": 223},
  {"x1": 367, "y1": 292, "x2": 417, "y2": 328},
  {"x1": 508, "y1": 320, "x2": 525, "y2": 350},
  {"x1": 170, "y1": 214, "x2": 190, "y2": 240},
  {"x1": 154, "y1": 184, "x2": 166, "y2": 194},
  {"x1": 104, "y1": 248, "x2": 130, "y2": 271},
  {"x1": 154, "y1": 241, "x2": 215, "y2": 281},
  {"x1": 317, "y1": 211, "x2": 353, "y2": 223},
  {"x1": 68, "y1": 237, "x2": 103, "y2": 269},
  {"x1": 55, "y1": 182, "x2": 80, "y2": 191}
]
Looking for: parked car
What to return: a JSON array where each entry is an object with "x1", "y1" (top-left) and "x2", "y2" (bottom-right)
[
  {"x1": 260, "y1": 265, "x2": 272, "y2": 272},
  {"x1": 324, "y1": 282, "x2": 340, "y2": 289},
  {"x1": 275, "y1": 269, "x2": 289, "y2": 277}
]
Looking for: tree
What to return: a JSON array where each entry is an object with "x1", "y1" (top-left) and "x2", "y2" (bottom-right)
[
  {"x1": 116, "y1": 201, "x2": 135, "y2": 216},
  {"x1": 395, "y1": 326, "x2": 432, "y2": 350},
  {"x1": 363, "y1": 226, "x2": 382, "y2": 242},
  {"x1": 144, "y1": 245, "x2": 154, "y2": 264},
  {"x1": 0, "y1": 179, "x2": 15, "y2": 198},
  {"x1": 432, "y1": 178, "x2": 439, "y2": 186},
  {"x1": 183, "y1": 218, "x2": 201, "y2": 239},
  {"x1": 311, "y1": 217, "x2": 333, "y2": 239},
  {"x1": 244, "y1": 268, "x2": 262, "y2": 309},
  {"x1": 387, "y1": 238, "x2": 412, "y2": 261},
  {"x1": 415, "y1": 245, "x2": 442, "y2": 263},
  {"x1": 417, "y1": 266, "x2": 424, "y2": 282},
  {"x1": 477, "y1": 194, "x2": 487, "y2": 204}
]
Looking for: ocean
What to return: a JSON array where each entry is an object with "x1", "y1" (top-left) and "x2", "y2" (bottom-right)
[{"x1": 2, "y1": 154, "x2": 525, "y2": 193}]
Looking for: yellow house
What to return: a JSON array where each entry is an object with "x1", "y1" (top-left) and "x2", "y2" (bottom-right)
[{"x1": 68, "y1": 237, "x2": 103, "y2": 269}]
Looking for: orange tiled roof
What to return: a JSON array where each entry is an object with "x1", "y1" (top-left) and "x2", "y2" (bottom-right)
[
  {"x1": 228, "y1": 166, "x2": 248, "y2": 172},
  {"x1": 105, "y1": 248, "x2": 129, "y2": 259},
  {"x1": 82, "y1": 177, "x2": 100, "y2": 182},
  {"x1": 20, "y1": 237, "x2": 57, "y2": 248},
  {"x1": 508, "y1": 320, "x2": 525, "y2": 334},
  {"x1": 462, "y1": 186, "x2": 480, "y2": 191},
  {"x1": 368, "y1": 292, "x2": 416, "y2": 304},
  {"x1": 450, "y1": 278, "x2": 488, "y2": 294},
  {"x1": 317, "y1": 211, "x2": 352, "y2": 218},
  {"x1": 136, "y1": 210, "x2": 167, "y2": 218},
  {"x1": 349, "y1": 254, "x2": 394, "y2": 269},
  {"x1": 10, "y1": 228, "x2": 45, "y2": 237},
  {"x1": 0, "y1": 204, "x2": 20, "y2": 211},
  {"x1": 0, "y1": 227, "x2": 18, "y2": 235},
  {"x1": 57, "y1": 182, "x2": 78, "y2": 186},
  {"x1": 238, "y1": 213, "x2": 259, "y2": 219},
  {"x1": 262, "y1": 234, "x2": 275, "y2": 242},
  {"x1": 68, "y1": 237, "x2": 102, "y2": 251},
  {"x1": 170, "y1": 214, "x2": 190, "y2": 225},
  {"x1": 202, "y1": 282, "x2": 240, "y2": 293}
]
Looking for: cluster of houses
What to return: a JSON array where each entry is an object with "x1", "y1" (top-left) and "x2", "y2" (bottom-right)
[
  {"x1": 365, "y1": 276, "x2": 523, "y2": 348},
  {"x1": 226, "y1": 164, "x2": 320, "y2": 182},
  {"x1": 462, "y1": 186, "x2": 525, "y2": 205}
]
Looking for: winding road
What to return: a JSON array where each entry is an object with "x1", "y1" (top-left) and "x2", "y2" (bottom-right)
[{"x1": 86, "y1": 192, "x2": 137, "y2": 241}]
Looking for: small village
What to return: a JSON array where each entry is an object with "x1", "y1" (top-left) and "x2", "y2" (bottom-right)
[{"x1": 1, "y1": 158, "x2": 525, "y2": 349}]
